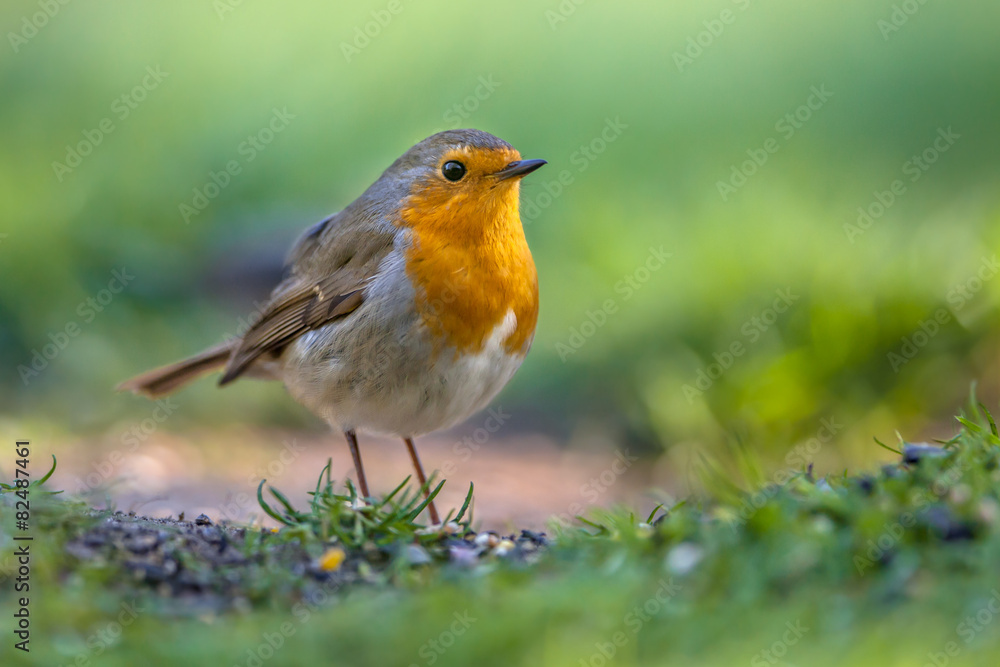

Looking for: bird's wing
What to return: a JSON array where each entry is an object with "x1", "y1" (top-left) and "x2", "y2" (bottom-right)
[{"x1": 219, "y1": 222, "x2": 396, "y2": 385}]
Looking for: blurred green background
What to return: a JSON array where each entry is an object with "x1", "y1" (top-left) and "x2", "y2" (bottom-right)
[{"x1": 2, "y1": 0, "x2": 999, "y2": 468}]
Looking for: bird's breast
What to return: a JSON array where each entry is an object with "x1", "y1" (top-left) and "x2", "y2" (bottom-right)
[{"x1": 400, "y1": 226, "x2": 538, "y2": 357}]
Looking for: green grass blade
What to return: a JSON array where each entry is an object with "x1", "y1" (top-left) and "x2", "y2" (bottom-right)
[
  {"x1": 37, "y1": 455, "x2": 58, "y2": 485},
  {"x1": 382, "y1": 475, "x2": 413, "y2": 505},
  {"x1": 310, "y1": 459, "x2": 333, "y2": 514},
  {"x1": 645, "y1": 503, "x2": 664, "y2": 524},
  {"x1": 873, "y1": 437, "x2": 902, "y2": 456},
  {"x1": 980, "y1": 403, "x2": 999, "y2": 437},
  {"x1": 957, "y1": 416, "x2": 984, "y2": 434},
  {"x1": 406, "y1": 480, "x2": 446, "y2": 522},
  {"x1": 256, "y1": 479, "x2": 292, "y2": 526},
  {"x1": 454, "y1": 483, "x2": 474, "y2": 523}
]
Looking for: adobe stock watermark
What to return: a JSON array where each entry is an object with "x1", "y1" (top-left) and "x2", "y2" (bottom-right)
[
  {"x1": 339, "y1": 0, "x2": 405, "y2": 63},
  {"x1": 218, "y1": 439, "x2": 307, "y2": 521},
  {"x1": 235, "y1": 573, "x2": 348, "y2": 667},
  {"x1": 80, "y1": 298, "x2": 265, "y2": 498},
  {"x1": 673, "y1": 0, "x2": 752, "y2": 72},
  {"x1": 521, "y1": 117, "x2": 628, "y2": 224},
  {"x1": 887, "y1": 254, "x2": 997, "y2": 373},
  {"x1": 213, "y1": 0, "x2": 246, "y2": 21},
  {"x1": 682, "y1": 288, "x2": 799, "y2": 403},
  {"x1": 53, "y1": 600, "x2": 146, "y2": 667},
  {"x1": 855, "y1": 457, "x2": 968, "y2": 575},
  {"x1": 580, "y1": 449, "x2": 639, "y2": 504},
  {"x1": 854, "y1": 511, "x2": 917, "y2": 575},
  {"x1": 750, "y1": 620, "x2": 809, "y2": 667},
  {"x1": 219, "y1": 299, "x2": 270, "y2": 345},
  {"x1": 544, "y1": 0, "x2": 588, "y2": 30},
  {"x1": 844, "y1": 127, "x2": 960, "y2": 243},
  {"x1": 415, "y1": 75, "x2": 502, "y2": 142},
  {"x1": 877, "y1": 0, "x2": 933, "y2": 41},
  {"x1": 408, "y1": 611, "x2": 477, "y2": 667},
  {"x1": 51, "y1": 66, "x2": 169, "y2": 182},
  {"x1": 551, "y1": 447, "x2": 640, "y2": 528},
  {"x1": 231, "y1": 570, "x2": 362, "y2": 667},
  {"x1": 946, "y1": 255, "x2": 999, "y2": 311},
  {"x1": 355, "y1": 275, "x2": 472, "y2": 391},
  {"x1": 725, "y1": 417, "x2": 843, "y2": 529},
  {"x1": 178, "y1": 107, "x2": 296, "y2": 224},
  {"x1": 578, "y1": 578, "x2": 681, "y2": 667},
  {"x1": 555, "y1": 245, "x2": 672, "y2": 361},
  {"x1": 18, "y1": 267, "x2": 135, "y2": 385},
  {"x1": 442, "y1": 76, "x2": 500, "y2": 128},
  {"x1": 716, "y1": 84, "x2": 833, "y2": 201},
  {"x1": 233, "y1": 622, "x2": 298, "y2": 667},
  {"x1": 919, "y1": 590, "x2": 1000, "y2": 667},
  {"x1": 73, "y1": 398, "x2": 180, "y2": 495},
  {"x1": 439, "y1": 407, "x2": 510, "y2": 477},
  {"x1": 8, "y1": 0, "x2": 73, "y2": 54},
  {"x1": 887, "y1": 308, "x2": 950, "y2": 374}
]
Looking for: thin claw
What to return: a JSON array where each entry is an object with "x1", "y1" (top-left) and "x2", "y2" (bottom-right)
[
  {"x1": 344, "y1": 429, "x2": 370, "y2": 499},
  {"x1": 404, "y1": 436, "x2": 440, "y2": 524}
]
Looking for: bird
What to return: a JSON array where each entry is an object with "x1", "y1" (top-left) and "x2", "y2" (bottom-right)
[{"x1": 119, "y1": 128, "x2": 546, "y2": 524}]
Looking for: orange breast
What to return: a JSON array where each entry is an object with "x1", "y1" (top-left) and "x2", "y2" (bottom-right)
[{"x1": 399, "y1": 176, "x2": 538, "y2": 356}]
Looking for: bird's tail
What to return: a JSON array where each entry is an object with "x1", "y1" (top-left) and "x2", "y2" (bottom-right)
[{"x1": 117, "y1": 341, "x2": 234, "y2": 398}]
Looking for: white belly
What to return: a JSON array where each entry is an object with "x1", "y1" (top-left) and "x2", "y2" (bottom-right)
[
  {"x1": 281, "y1": 293, "x2": 526, "y2": 437},
  {"x1": 388, "y1": 309, "x2": 525, "y2": 435}
]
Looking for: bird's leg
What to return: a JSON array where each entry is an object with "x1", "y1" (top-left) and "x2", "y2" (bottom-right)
[
  {"x1": 344, "y1": 429, "x2": 370, "y2": 499},
  {"x1": 404, "y1": 436, "x2": 440, "y2": 524}
]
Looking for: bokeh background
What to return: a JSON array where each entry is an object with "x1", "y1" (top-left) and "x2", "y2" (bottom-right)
[{"x1": 2, "y1": 0, "x2": 999, "y2": 523}]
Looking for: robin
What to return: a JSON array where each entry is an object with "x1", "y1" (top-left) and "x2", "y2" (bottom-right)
[{"x1": 119, "y1": 129, "x2": 546, "y2": 524}]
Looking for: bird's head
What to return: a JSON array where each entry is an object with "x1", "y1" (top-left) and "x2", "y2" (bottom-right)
[{"x1": 388, "y1": 129, "x2": 546, "y2": 239}]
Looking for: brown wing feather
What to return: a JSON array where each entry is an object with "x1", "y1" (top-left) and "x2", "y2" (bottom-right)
[
  {"x1": 218, "y1": 209, "x2": 397, "y2": 386},
  {"x1": 219, "y1": 274, "x2": 366, "y2": 385}
]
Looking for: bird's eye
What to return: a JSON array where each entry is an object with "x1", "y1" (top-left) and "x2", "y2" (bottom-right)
[{"x1": 442, "y1": 160, "x2": 466, "y2": 181}]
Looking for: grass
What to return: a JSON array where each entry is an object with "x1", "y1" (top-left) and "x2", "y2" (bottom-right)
[
  {"x1": 256, "y1": 462, "x2": 472, "y2": 551},
  {"x1": 6, "y1": 406, "x2": 1000, "y2": 665}
]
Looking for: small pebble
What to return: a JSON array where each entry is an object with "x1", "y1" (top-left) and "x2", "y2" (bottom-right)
[
  {"x1": 666, "y1": 542, "x2": 704, "y2": 575},
  {"x1": 125, "y1": 533, "x2": 159, "y2": 554},
  {"x1": 811, "y1": 515, "x2": 835, "y2": 535},
  {"x1": 856, "y1": 476, "x2": 876, "y2": 495},
  {"x1": 922, "y1": 505, "x2": 975, "y2": 541},
  {"x1": 449, "y1": 545, "x2": 479, "y2": 566},
  {"x1": 977, "y1": 498, "x2": 1000, "y2": 525},
  {"x1": 317, "y1": 547, "x2": 346, "y2": 572},
  {"x1": 494, "y1": 539, "x2": 516, "y2": 557},
  {"x1": 518, "y1": 540, "x2": 538, "y2": 552},
  {"x1": 950, "y1": 484, "x2": 972, "y2": 505},
  {"x1": 474, "y1": 532, "x2": 500, "y2": 549},
  {"x1": 903, "y1": 443, "x2": 948, "y2": 464},
  {"x1": 194, "y1": 514, "x2": 212, "y2": 526},
  {"x1": 342, "y1": 498, "x2": 372, "y2": 511},
  {"x1": 405, "y1": 544, "x2": 432, "y2": 565}
]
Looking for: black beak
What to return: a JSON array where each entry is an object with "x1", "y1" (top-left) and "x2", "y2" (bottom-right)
[{"x1": 493, "y1": 159, "x2": 547, "y2": 182}]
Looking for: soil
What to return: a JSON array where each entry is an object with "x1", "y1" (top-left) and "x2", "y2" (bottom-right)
[
  {"x1": 45, "y1": 426, "x2": 668, "y2": 530},
  {"x1": 62, "y1": 509, "x2": 549, "y2": 611}
]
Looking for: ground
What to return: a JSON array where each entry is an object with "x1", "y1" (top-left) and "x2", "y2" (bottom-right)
[{"x1": 4, "y1": 410, "x2": 1000, "y2": 666}]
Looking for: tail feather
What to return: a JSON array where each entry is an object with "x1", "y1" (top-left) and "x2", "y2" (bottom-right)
[{"x1": 117, "y1": 342, "x2": 234, "y2": 398}]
